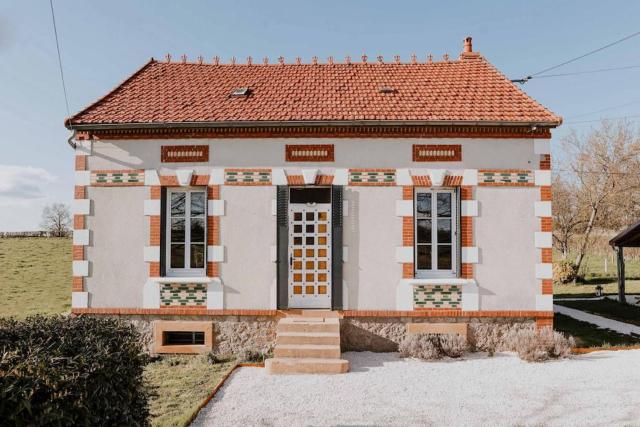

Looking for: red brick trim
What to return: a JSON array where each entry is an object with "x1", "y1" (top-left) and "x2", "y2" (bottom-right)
[
  {"x1": 402, "y1": 263, "x2": 414, "y2": 279},
  {"x1": 402, "y1": 186, "x2": 414, "y2": 278},
  {"x1": 149, "y1": 216, "x2": 161, "y2": 246},
  {"x1": 412, "y1": 176, "x2": 432, "y2": 186},
  {"x1": 541, "y1": 217, "x2": 552, "y2": 232},
  {"x1": 75, "y1": 155, "x2": 87, "y2": 171},
  {"x1": 73, "y1": 215, "x2": 85, "y2": 229},
  {"x1": 540, "y1": 154, "x2": 551, "y2": 170},
  {"x1": 413, "y1": 144, "x2": 462, "y2": 161},
  {"x1": 207, "y1": 185, "x2": 220, "y2": 277},
  {"x1": 87, "y1": 125, "x2": 553, "y2": 140},
  {"x1": 72, "y1": 245, "x2": 84, "y2": 261},
  {"x1": 402, "y1": 186, "x2": 413, "y2": 200},
  {"x1": 460, "y1": 186, "x2": 473, "y2": 200},
  {"x1": 285, "y1": 144, "x2": 334, "y2": 162},
  {"x1": 540, "y1": 186, "x2": 552, "y2": 201},
  {"x1": 536, "y1": 317, "x2": 553, "y2": 329},
  {"x1": 541, "y1": 279, "x2": 553, "y2": 295},
  {"x1": 149, "y1": 262, "x2": 161, "y2": 277},
  {"x1": 74, "y1": 186, "x2": 86, "y2": 199},
  {"x1": 150, "y1": 186, "x2": 161, "y2": 200},
  {"x1": 541, "y1": 248, "x2": 552, "y2": 263},
  {"x1": 460, "y1": 217, "x2": 473, "y2": 247},
  {"x1": 71, "y1": 308, "x2": 554, "y2": 318},
  {"x1": 158, "y1": 174, "x2": 210, "y2": 187},
  {"x1": 72, "y1": 277, "x2": 84, "y2": 292},
  {"x1": 443, "y1": 175, "x2": 463, "y2": 186},
  {"x1": 342, "y1": 310, "x2": 554, "y2": 318},
  {"x1": 316, "y1": 175, "x2": 334, "y2": 185},
  {"x1": 287, "y1": 175, "x2": 304, "y2": 185},
  {"x1": 161, "y1": 145, "x2": 209, "y2": 163}
]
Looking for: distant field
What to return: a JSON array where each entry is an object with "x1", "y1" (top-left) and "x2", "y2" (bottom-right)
[{"x1": 0, "y1": 237, "x2": 71, "y2": 318}]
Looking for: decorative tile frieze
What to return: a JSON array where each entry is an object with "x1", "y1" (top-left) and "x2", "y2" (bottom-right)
[
  {"x1": 413, "y1": 284, "x2": 461, "y2": 309},
  {"x1": 224, "y1": 169, "x2": 271, "y2": 185},
  {"x1": 349, "y1": 169, "x2": 395, "y2": 185},
  {"x1": 478, "y1": 170, "x2": 534, "y2": 186},
  {"x1": 91, "y1": 170, "x2": 145, "y2": 186},
  {"x1": 160, "y1": 283, "x2": 207, "y2": 307},
  {"x1": 286, "y1": 144, "x2": 334, "y2": 162}
]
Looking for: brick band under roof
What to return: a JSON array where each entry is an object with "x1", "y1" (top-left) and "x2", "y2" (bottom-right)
[{"x1": 66, "y1": 48, "x2": 561, "y2": 128}]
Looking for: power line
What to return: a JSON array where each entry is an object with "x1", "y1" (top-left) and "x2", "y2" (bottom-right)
[
  {"x1": 49, "y1": 0, "x2": 70, "y2": 118},
  {"x1": 511, "y1": 30, "x2": 640, "y2": 84},
  {"x1": 566, "y1": 100, "x2": 640, "y2": 119},
  {"x1": 564, "y1": 114, "x2": 640, "y2": 125},
  {"x1": 535, "y1": 64, "x2": 640, "y2": 79}
]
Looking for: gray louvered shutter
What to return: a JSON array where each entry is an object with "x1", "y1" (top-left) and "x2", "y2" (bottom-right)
[
  {"x1": 276, "y1": 186, "x2": 289, "y2": 309},
  {"x1": 160, "y1": 187, "x2": 167, "y2": 277},
  {"x1": 331, "y1": 185, "x2": 343, "y2": 310},
  {"x1": 456, "y1": 188, "x2": 462, "y2": 278}
]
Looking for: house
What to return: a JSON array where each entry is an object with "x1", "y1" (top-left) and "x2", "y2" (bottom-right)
[{"x1": 65, "y1": 38, "x2": 561, "y2": 367}]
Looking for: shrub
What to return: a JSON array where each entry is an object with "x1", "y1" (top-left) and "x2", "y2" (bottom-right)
[
  {"x1": 469, "y1": 324, "x2": 502, "y2": 356},
  {"x1": 237, "y1": 348, "x2": 271, "y2": 363},
  {"x1": 0, "y1": 315, "x2": 149, "y2": 426},
  {"x1": 399, "y1": 333, "x2": 468, "y2": 360},
  {"x1": 553, "y1": 259, "x2": 578, "y2": 284},
  {"x1": 503, "y1": 328, "x2": 574, "y2": 362}
]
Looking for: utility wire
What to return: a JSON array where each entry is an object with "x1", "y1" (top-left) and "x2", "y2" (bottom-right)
[
  {"x1": 535, "y1": 64, "x2": 640, "y2": 79},
  {"x1": 49, "y1": 0, "x2": 70, "y2": 118},
  {"x1": 566, "y1": 100, "x2": 640, "y2": 119},
  {"x1": 564, "y1": 114, "x2": 640, "y2": 125},
  {"x1": 511, "y1": 30, "x2": 640, "y2": 84}
]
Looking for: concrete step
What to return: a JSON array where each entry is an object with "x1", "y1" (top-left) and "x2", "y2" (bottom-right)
[
  {"x1": 274, "y1": 344, "x2": 341, "y2": 359},
  {"x1": 276, "y1": 317, "x2": 340, "y2": 334},
  {"x1": 276, "y1": 331, "x2": 341, "y2": 346},
  {"x1": 265, "y1": 357, "x2": 349, "y2": 374}
]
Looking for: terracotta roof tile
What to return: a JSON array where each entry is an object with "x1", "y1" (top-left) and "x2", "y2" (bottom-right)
[{"x1": 66, "y1": 54, "x2": 561, "y2": 127}]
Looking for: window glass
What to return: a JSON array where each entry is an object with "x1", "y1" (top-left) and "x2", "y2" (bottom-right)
[
  {"x1": 415, "y1": 189, "x2": 457, "y2": 277},
  {"x1": 167, "y1": 190, "x2": 206, "y2": 274}
]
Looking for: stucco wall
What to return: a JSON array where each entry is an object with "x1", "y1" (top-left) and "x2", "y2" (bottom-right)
[
  {"x1": 220, "y1": 186, "x2": 276, "y2": 309},
  {"x1": 85, "y1": 186, "x2": 147, "y2": 307},
  {"x1": 87, "y1": 137, "x2": 538, "y2": 171},
  {"x1": 343, "y1": 187, "x2": 402, "y2": 309},
  {"x1": 474, "y1": 186, "x2": 539, "y2": 310}
]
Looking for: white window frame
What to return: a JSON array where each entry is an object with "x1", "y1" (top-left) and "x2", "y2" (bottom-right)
[
  {"x1": 414, "y1": 188, "x2": 458, "y2": 279},
  {"x1": 165, "y1": 188, "x2": 207, "y2": 277}
]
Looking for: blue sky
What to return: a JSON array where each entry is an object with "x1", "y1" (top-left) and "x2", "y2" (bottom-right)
[{"x1": 1, "y1": 0, "x2": 639, "y2": 230}]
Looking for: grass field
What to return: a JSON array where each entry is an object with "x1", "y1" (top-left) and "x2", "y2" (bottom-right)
[
  {"x1": 554, "y1": 313, "x2": 640, "y2": 347},
  {"x1": 555, "y1": 299, "x2": 640, "y2": 327},
  {"x1": 0, "y1": 237, "x2": 71, "y2": 318},
  {"x1": 144, "y1": 356, "x2": 234, "y2": 427}
]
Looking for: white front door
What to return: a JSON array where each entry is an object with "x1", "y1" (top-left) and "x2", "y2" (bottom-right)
[{"x1": 288, "y1": 202, "x2": 332, "y2": 309}]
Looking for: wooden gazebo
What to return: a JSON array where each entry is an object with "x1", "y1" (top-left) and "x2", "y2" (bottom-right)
[{"x1": 609, "y1": 220, "x2": 640, "y2": 303}]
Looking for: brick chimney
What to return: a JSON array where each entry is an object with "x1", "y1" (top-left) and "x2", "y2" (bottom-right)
[{"x1": 460, "y1": 36, "x2": 481, "y2": 60}]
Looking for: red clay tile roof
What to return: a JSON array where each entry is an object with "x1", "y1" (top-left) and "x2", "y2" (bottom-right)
[{"x1": 66, "y1": 54, "x2": 561, "y2": 128}]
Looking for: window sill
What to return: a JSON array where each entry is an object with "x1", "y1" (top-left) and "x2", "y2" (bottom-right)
[
  {"x1": 154, "y1": 277, "x2": 213, "y2": 284},
  {"x1": 404, "y1": 278, "x2": 476, "y2": 286}
]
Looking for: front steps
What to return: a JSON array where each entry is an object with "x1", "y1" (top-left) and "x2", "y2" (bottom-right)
[{"x1": 265, "y1": 316, "x2": 349, "y2": 374}]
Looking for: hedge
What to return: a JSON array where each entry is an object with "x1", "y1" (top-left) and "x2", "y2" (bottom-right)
[{"x1": 0, "y1": 315, "x2": 149, "y2": 426}]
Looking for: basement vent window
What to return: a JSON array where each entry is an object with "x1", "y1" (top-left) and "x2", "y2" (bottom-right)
[
  {"x1": 379, "y1": 87, "x2": 397, "y2": 94},
  {"x1": 163, "y1": 331, "x2": 205, "y2": 346},
  {"x1": 230, "y1": 87, "x2": 251, "y2": 96}
]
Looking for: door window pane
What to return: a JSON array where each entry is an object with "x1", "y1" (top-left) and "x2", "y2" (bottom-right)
[
  {"x1": 416, "y1": 193, "x2": 431, "y2": 217},
  {"x1": 190, "y1": 244, "x2": 205, "y2": 268},
  {"x1": 191, "y1": 218, "x2": 205, "y2": 242},
  {"x1": 437, "y1": 219, "x2": 452, "y2": 243},
  {"x1": 437, "y1": 245, "x2": 452, "y2": 270},
  {"x1": 171, "y1": 244, "x2": 185, "y2": 268},
  {"x1": 417, "y1": 245, "x2": 431, "y2": 269},
  {"x1": 437, "y1": 193, "x2": 451, "y2": 217},
  {"x1": 190, "y1": 192, "x2": 205, "y2": 216},
  {"x1": 417, "y1": 219, "x2": 432, "y2": 243},
  {"x1": 171, "y1": 193, "x2": 186, "y2": 216}
]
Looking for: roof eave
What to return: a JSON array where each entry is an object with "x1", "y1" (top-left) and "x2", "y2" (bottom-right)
[{"x1": 65, "y1": 119, "x2": 562, "y2": 131}]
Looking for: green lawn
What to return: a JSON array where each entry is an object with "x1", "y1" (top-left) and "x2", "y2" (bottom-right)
[
  {"x1": 143, "y1": 356, "x2": 234, "y2": 427},
  {"x1": 0, "y1": 237, "x2": 71, "y2": 318},
  {"x1": 554, "y1": 313, "x2": 640, "y2": 348},
  {"x1": 555, "y1": 298, "x2": 640, "y2": 327}
]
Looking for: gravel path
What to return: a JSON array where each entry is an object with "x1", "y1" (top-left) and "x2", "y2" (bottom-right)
[
  {"x1": 192, "y1": 350, "x2": 640, "y2": 427},
  {"x1": 554, "y1": 304, "x2": 640, "y2": 335}
]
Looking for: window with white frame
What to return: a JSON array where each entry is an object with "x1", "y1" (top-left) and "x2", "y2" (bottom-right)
[
  {"x1": 166, "y1": 188, "x2": 206, "y2": 276},
  {"x1": 414, "y1": 188, "x2": 458, "y2": 278}
]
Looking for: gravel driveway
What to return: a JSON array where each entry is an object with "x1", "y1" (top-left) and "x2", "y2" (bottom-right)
[{"x1": 192, "y1": 350, "x2": 640, "y2": 426}]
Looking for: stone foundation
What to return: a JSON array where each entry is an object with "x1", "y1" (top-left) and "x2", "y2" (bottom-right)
[
  {"x1": 340, "y1": 317, "x2": 535, "y2": 352},
  {"x1": 88, "y1": 314, "x2": 278, "y2": 356}
]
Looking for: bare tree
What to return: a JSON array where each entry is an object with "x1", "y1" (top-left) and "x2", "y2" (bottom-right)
[
  {"x1": 40, "y1": 203, "x2": 71, "y2": 237},
  {"x1": 561, "y1": 121, "x2": 640, "y2": 274},
  {"x1": 552, "y1": 174, "x2": 586, "y2": 259}
]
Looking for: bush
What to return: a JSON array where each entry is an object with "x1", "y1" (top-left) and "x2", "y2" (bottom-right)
[
  {"x1": 399, "y1": 333, "x2": 468, "y2": 360},
  {"x1": 503, "y1": 328, "x2": 574, "y2": 362},
  {"x1": 0, "y1": 315, "x2": 149, "y2": 426},
  {"x1": 236, "y1": 348, "x2": 271, "y2": 363},
  {"x1": 553, "y1": 259, "x2": 578, "y2": 284}
]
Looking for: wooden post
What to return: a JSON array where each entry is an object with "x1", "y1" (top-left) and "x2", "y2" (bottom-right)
[{"x1": 616, "y1": 246, "x2": 626, "y2": 304}]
